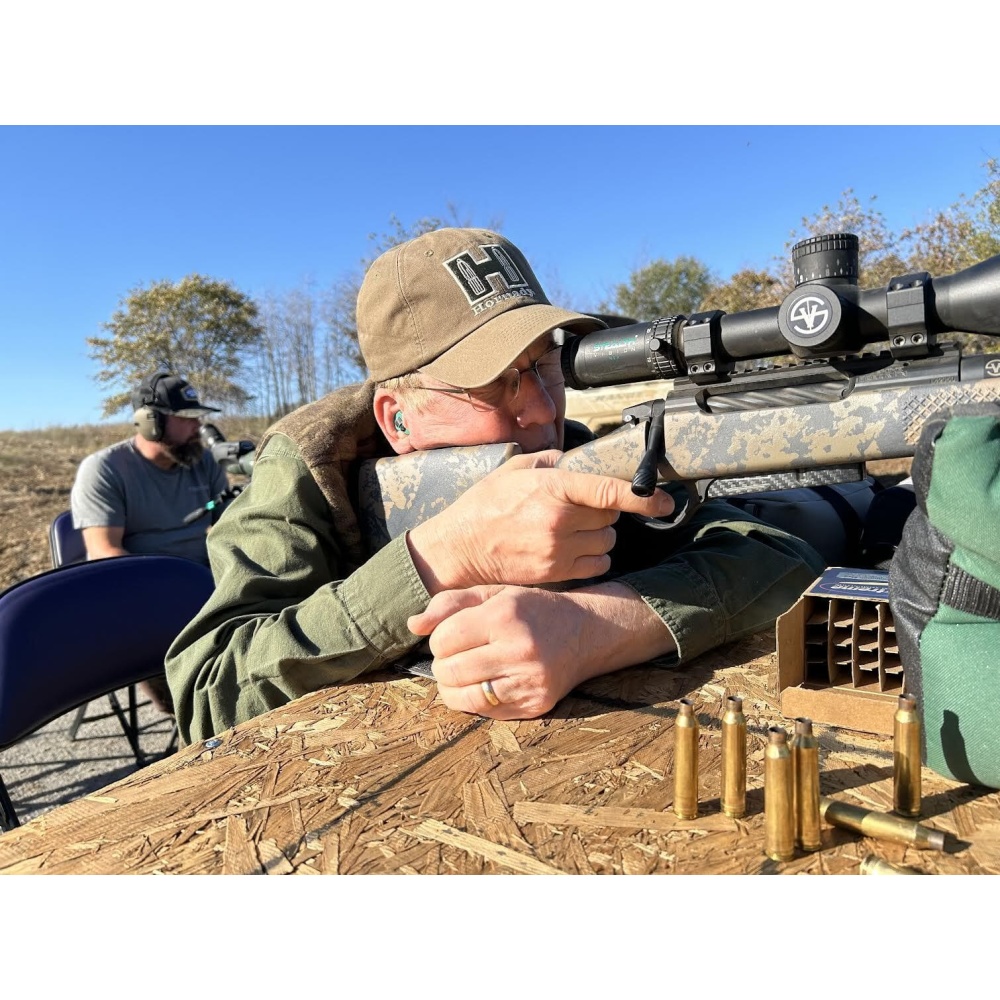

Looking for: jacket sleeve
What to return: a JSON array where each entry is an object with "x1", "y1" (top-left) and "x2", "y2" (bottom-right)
[
  {"x1": 608, "y1": 497, "x2": 826, "y2": 665},
  {"x1": 165, "y1": 433, "x2": 432, "y2": 744}
]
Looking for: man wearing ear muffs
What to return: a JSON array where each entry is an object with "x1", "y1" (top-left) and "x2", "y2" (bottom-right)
[{"x1": 70, "y1": 373, "x2": 228, "y2": 712}]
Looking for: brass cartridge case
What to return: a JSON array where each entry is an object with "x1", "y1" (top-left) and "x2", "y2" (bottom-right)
[
  {"x1": 791, "y1": 717, "x2": 822, "y2": 852},
  {"x1": 673, "y1": 699, "x2": 699, "y2": 820},
  {"x1": 764, "y1": 726, "x2": 795, "y2": 862},
  {"x1": 893, "y1": 693, "x2": 922, "y2": 818},
  {"x1": 859, "y1": 854, "x2": 922, "y2": 875},
  {"x1": 721, "y1": 695, "x2": 747, "y2": 819},
  {"x1": 820, "y1": 797, "x2": 945, "y2": 851}
]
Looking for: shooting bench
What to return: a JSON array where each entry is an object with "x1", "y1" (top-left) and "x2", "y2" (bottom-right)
[{"x1": 0, "y1": 626, "x2": 997, "y2": 875}]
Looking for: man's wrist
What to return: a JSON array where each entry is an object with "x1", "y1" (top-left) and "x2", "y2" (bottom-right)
[
  {"x1": 406, "y1": 521, "x2": 456, "y2": 595},
  {"x1": 565, "y1": 581, "x2": 677, "y2": 681}
]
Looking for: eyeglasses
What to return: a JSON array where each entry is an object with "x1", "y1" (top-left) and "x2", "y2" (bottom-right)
[{"x1": 416, "y1": 346, "x2": 565, "y2": 412}]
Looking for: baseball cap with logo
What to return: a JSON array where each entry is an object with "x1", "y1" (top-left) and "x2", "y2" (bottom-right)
[
  {"x1": 356, "y1": 228, "x2": 607, "y2": 388},
  {"x1": 132, "y1": 374, "x2": 221, "y2": 418}
]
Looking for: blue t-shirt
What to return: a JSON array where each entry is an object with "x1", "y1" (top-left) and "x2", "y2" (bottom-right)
[{"x1": 70, "y1": 438, "x2": 229, "y2": 567}]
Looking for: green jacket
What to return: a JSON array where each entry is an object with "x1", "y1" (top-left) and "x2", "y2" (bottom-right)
[{"x1": 166, "y1": 382, "x2": 824, "y2": 744}]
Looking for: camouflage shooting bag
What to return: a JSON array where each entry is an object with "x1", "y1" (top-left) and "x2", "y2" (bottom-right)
[{"x1": 889, "y1": 403, "x2": 1000, "y2": 789}]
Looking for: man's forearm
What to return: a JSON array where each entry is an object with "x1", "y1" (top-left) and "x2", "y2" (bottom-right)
[
  {"x1": 167, "y1": 531, "x2": 432, "y2": 743},
  {"x1": 610, "y1": 502, "x2": 825, "y2": 665},
  {"x1": 85, "y1": 543, "x2": 131, "y2": 560},
  {"x1": 560, "y1": 581, "x2": 677, "y2": 686}
]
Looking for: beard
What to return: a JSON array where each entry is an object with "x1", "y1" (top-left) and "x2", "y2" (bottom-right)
[{"x1": 163, "y1": 437, "x2": 205, "y2": 468}]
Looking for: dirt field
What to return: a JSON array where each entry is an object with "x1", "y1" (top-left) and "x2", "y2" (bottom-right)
[{"x1": 0, "y1": 417, "x2": 270, "y2": 593}]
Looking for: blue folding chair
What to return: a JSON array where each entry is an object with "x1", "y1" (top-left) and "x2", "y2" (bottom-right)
[
  {"x1": 48, "y1": 509, "x2": 87, "y2": 569},
  {"x1": 49, "y1": 510, "x2": 144, "y2": 743},
  {"x1": 0, "y1": 554, "x2": 214, "y2": 830}
]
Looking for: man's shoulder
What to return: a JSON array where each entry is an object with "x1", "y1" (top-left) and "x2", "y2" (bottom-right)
[
  {"x1": 260, "y1": 382, "x2": 380, "y2": 466},
  {"x1": 267, "y1": 382, "x2": 375, "y2": 433},
  {"x1": 79, "y1": 438, "x2": 137, "y2": 473}
]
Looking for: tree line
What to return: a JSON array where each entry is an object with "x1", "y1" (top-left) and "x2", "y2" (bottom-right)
[{"x1": 87, "y1": 161, "x2": 1000, "y2": 420}]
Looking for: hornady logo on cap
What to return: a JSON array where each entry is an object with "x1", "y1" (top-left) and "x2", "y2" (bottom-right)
[
  {"x1": 444, "y1": 243, "x2": 537, "y2": 315},
  {"x1": 183, "y1": 386, "x2": 199, "y2": 400}
]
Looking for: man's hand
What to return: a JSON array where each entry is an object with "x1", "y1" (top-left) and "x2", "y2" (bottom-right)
[
  {"x1": 406, "y1": 453, "x2": 674, "y2": 593},
  {"x1": 407, "y1": 581, "x2": 676, "y2": 720}
]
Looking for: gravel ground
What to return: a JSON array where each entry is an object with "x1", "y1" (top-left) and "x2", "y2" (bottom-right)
[{"x1": 1, "y1": 688, "x2": 178, "y2": 829}]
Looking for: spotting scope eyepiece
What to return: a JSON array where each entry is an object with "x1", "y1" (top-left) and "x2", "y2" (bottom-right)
[{"x1": 200, "y1": 422, "x2": 255, "y2": 477}]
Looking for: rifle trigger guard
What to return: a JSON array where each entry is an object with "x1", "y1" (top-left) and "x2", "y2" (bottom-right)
[{"x1": 633, "y1": 480, "x2": 703, "y2": 532}]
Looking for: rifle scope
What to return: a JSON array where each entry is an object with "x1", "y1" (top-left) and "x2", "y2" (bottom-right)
[{"x1": 562, "y1": 233, "x2": 1000, "y2": 390}]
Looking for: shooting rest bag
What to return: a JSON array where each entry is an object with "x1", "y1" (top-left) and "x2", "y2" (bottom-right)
[
  {"x1": 889, "y1": 403, "x2": 1000, "y2": 789},
  {"x1": 724, "y1": 478, "x2": 883, "y2": 567}
]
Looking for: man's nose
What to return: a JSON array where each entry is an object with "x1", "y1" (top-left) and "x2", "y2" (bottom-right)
[{"x1": 512, "y1": 370, "x2": 558, "y2": 426}]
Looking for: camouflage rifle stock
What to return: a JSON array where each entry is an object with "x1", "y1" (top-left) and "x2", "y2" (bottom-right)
[{"x1": 358, "y1": 233, "x2": 1000, "y2": 551}]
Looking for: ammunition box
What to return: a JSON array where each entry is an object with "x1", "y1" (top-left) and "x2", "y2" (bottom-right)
[{"x1": 776, "y1": 568, "x2": 902, "y2": 736}]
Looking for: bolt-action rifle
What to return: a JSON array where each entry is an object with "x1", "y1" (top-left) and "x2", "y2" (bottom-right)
[{"x1": 357, "y1": 233, "x2": 1000, "y2": 551}]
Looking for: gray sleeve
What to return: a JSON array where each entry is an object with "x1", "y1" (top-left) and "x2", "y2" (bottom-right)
[{"x1": 71, "y1": 452, "x2": 125, "y2": 528}]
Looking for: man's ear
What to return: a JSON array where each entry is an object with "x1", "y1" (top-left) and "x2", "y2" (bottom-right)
[{"x1": 373, "y1": 388, "x2": 415, "y2": 454}]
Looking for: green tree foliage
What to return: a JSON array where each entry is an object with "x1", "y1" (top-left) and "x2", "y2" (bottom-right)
[
  {"x1": 700, "y1": 268, "x2": 784, "y2": 313},
  {"x1": 903, "y1": 158, "x2": 1000, "y2": 274},
  {"x1": 899, "y1": 160, "x2": 1000, "y2": 354},
  {"x1": 606, "y1": 256, "x2": 716, "y2": 319},
  {"x1": 88, "y1": 274, "x2": 264, "y2": 417}
]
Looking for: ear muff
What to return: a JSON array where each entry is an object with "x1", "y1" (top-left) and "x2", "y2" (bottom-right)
[
  {"x1": 133, "y1": 373, "x2": 169, "y2": 441},
  {"x1": 133, "y1": 405, "x2": 165, "y2": 441}
]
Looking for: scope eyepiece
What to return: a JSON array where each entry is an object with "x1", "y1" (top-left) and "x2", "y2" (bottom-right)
[{"x1": 561, "y1": 318, "x2": 687, "y2": 390}]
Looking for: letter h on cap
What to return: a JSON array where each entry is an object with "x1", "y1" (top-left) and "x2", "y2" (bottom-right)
[{"x1": 444, "y1": 244, "x2": 531, "y2": 304}]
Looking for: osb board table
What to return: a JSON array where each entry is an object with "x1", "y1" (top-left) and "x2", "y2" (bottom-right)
[{"x1": 2, "y1": 629, "x2": 998, "y2": 875}]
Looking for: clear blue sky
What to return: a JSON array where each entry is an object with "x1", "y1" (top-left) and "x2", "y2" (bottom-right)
[{"x1": 1, "y1": 125, "x2": 998, "y2": 431}]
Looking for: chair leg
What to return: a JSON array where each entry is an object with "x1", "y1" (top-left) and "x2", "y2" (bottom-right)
[
  {"x1": 68, "y1": 702, "x2": 90, "y2": 741},
  {"x1": 127, "y1": 684, "x2": 139, "y2": 743},
  {"x1": 0, "y1": 773, "x2": 20, "y2": 832},
  {"x1": 107, "y1": 690, "x2": 146, "y2": 768}
]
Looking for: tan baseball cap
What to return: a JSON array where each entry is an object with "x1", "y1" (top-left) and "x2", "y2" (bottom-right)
[{"x1": 357, "y1": 228, "x2": 606, "y2": 388}]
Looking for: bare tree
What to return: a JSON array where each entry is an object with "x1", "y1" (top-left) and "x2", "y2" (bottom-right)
[{"x1": 283, "y1": 284, "x2": 318, "y2": 405}]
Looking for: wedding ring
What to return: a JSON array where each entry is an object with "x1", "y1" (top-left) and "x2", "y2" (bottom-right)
[{"x1": 481, "y1": 679, "x2": 501, "y2": 706}]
